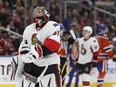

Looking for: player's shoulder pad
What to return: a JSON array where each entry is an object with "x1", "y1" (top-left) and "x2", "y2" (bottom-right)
[
  {"x1": 90, "y1": 37, "x2": 97, "y2": 40},
  {"x1": 47, "y1": 21, "x2": 58, "y2": 24},
  {"x1": 90, "y1": 37, "x2": 98, "y2": 43},
  {"x1": 47, "y1": 21, "x2": 59, "y2": 27},
  {"x1": 23, "y1": 23, "x2": 35, "y2": 34},
  {"x1": 97, "y1": 34, "x2": 109, "y2": 39},
  {"x1": 24, "y1": 23, "x2": 35, "y2": 31}
]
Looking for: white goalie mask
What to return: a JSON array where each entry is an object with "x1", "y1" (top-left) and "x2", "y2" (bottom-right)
[
  {"x1": 20, "y1": 45, "x2": 39, "y2": 63},
  {"x1": 33, "y1": 6, "x2": 50, "y2": 24}
]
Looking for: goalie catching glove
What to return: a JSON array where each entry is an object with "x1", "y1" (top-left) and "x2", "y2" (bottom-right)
[
  {"x1": 20, "y1": 44, "x2": 43, "y2": 63},
  {"x1": 19, "y1": 44, "x2": 30, "y2": 54}
]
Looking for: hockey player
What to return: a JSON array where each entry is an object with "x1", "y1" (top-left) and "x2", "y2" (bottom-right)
[
  {"x1": 112, "y1": 37, "x2": 116, "y2": 62},
  {"x1": 96, "y1": 24, "x2": 113, "y2": 87},
  {"x1": 77, "y1": 26, "x2": 99, "y2": 87},
  {"x1": 64, "y1": 40, "x2": 79, "y2": 87},
  {"x1": 11, "y1": 6, "x2": 62, "y2": 87}
]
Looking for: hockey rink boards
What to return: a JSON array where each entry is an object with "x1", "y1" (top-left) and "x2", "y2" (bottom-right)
[
  {"x1": 0, "y1": 56, "x2": 116, "y2": 87},
  {"x1": 63, "y1": 59, "x2": 116, "y2": 87}
]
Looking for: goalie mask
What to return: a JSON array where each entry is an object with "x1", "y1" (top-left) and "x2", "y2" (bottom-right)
[{"x1": 33, "y1": 6, "x2": 50, "y2": 25}]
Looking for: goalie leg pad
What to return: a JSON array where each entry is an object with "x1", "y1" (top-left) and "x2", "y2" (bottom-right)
[
  {"x1": 35, "y1": 74, "x2": 57, "y2": 87},
  {"x1": 19, "y1": 75, "x2": 35, "y2": 87},
  {"x1": 23, "y1": 63, "x2": 46, "y2": 78},
  {"x1": 23, "y1": 64, "x2": 62, "y2": 87},
  {"x1": 11, "y1": 55, "x2": 25, "y2": 80}
]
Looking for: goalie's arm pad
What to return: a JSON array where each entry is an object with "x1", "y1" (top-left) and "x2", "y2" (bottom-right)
[
  {"x1": 42, "y1": 38, "x2": 60, "y2": 56},
  {"x1": 36, "y1": 35, "x2": 61, "y2": 57}
]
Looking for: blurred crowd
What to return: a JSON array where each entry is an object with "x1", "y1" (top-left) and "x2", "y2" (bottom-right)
[{"x1": 0, "y1": 0, "x2": 116, "y2": 56}]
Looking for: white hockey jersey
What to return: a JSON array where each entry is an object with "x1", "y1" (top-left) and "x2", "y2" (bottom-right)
[
  {"x1": 78, "y1": 37, "x2": 99, "y2": 64},
  {"x1": 19, "y1": 21, "x2": 61, "y2": 66}
]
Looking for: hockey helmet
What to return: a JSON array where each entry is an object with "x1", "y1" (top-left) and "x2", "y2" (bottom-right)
[
  {"x1": 83, "y1": 26, "x2": 93, "y2": 35},
  {"x1": 98, "y1": 24, "x2": 108, "y2": 32},
  {"x1": 33, "y1": 6, "x2": 50, "y2": 23},
  {"x1": 59, "y1": 23, "x2": 64, "y2": 29}
]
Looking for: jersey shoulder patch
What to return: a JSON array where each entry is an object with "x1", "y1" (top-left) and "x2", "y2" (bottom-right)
[
  {"x1": 90, "y1": 37, "x2": 97, "y2": 42},
  {"x1": 47, "y1": 21, "x2": 59, "y2": 27}
]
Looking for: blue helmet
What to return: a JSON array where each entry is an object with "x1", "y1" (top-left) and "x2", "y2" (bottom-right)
[
  {"x1": 98, "y1": 24, "x2": 108, "y2": 32},
  {"x1": 59, "y1": 23, "x2": 65, "y2": 30}
]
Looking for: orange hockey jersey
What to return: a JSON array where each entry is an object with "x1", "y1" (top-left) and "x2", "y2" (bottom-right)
[{"x1": 96, "y1": 34, "x2": 113, "y2": 62}]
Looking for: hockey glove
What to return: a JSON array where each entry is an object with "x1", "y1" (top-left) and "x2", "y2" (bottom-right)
[
  {"x1": 20, "y1": 43, "x2": 43, "y2": 63},
  {"x1": 19, "y1": 44, "x2": 30, "y2": 54}
]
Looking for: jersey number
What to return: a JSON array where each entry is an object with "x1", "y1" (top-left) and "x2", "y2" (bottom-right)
[
  {"x1": 53, "y1": 31, "x2": 60, "y2": 36},
  {"x1": 81, "y1": 44, "x2": 87, "y2": 55}
]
